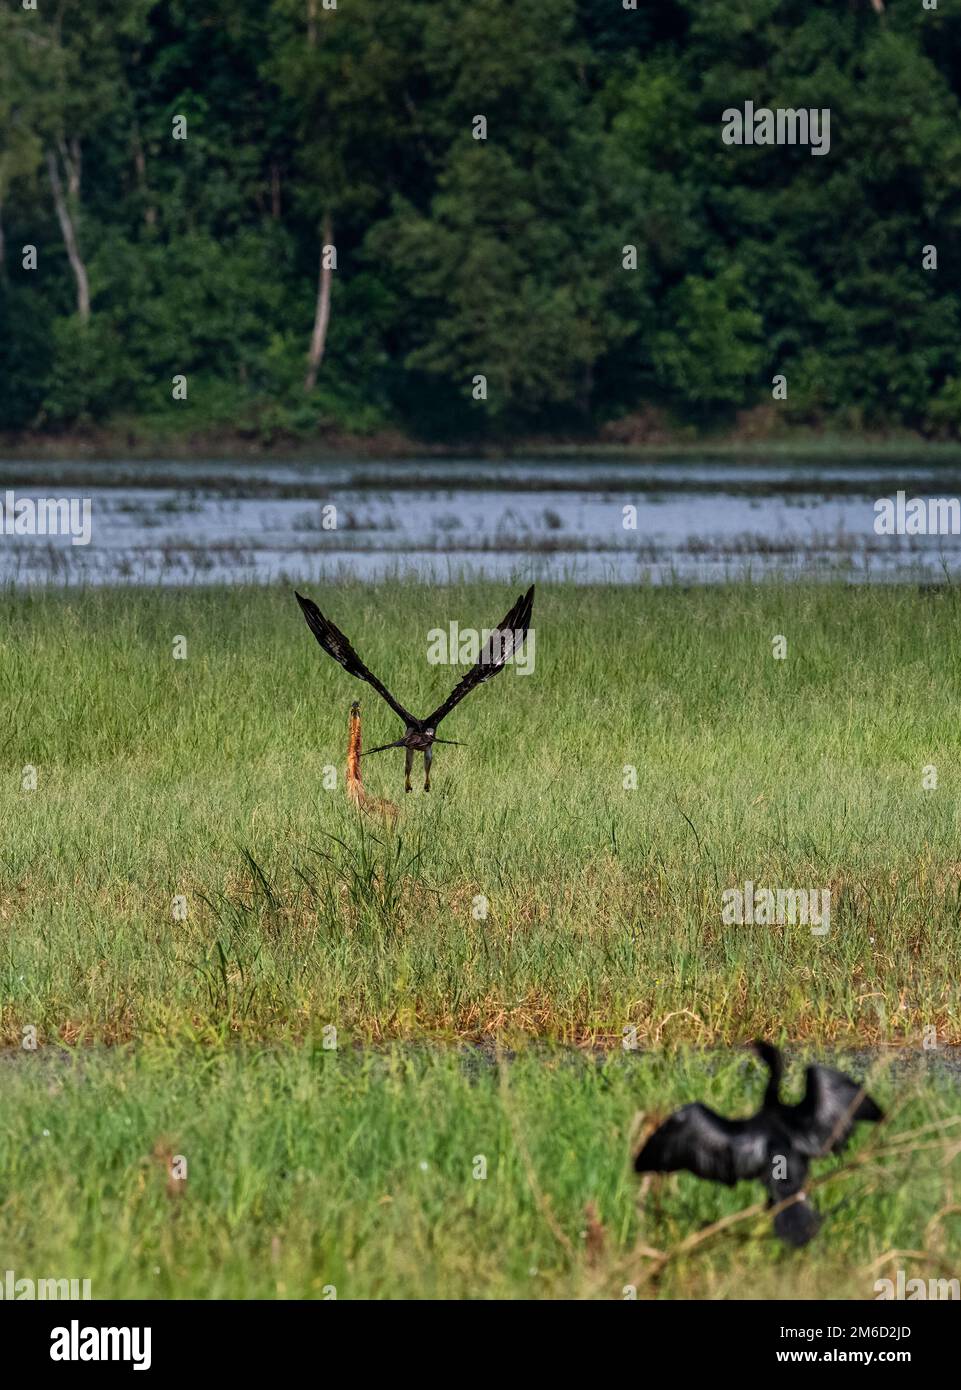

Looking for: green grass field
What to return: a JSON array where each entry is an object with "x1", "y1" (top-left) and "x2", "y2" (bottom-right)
[
  {"x1": 1, "y1": 1044, "x2": 957, "y2": 1300},
  {"x1": 2, "y1": 580, "x2": 959, "y2": 1298},
  {"x1": 2, "y1": 580, "x2": 961, "y2": 1048}
]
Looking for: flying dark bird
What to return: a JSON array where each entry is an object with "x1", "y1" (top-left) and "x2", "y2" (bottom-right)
[
  {"x1": 294, "y1": 585, "x2": 534, "y2": 792},
  {"x1": 633, "y1": 1041, "x2": 883, "y2": 1247}
]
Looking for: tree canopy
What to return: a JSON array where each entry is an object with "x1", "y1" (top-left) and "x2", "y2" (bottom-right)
[{"x1": 1, "y1": 0, "x2": 959, "y2": 442}]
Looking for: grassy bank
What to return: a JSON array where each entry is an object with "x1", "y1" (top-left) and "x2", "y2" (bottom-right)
[
  {"x1": 4, "y1": 427, "x2": 961, "y2": 464},
  {"x1": 2, "y1": 580, "x2": 961, "y2": 1048},
  {"x1": 0, "y1": 1043, "x2": 956, "y2": 1300}
]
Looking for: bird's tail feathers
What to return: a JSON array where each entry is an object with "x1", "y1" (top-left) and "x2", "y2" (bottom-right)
[
  {"x1": 361, "y1": 739, "x2": 407, "y2": 756},
  {"x1": 773, "y1": 1195, "x2": 821, "y2": 1247},
  {"x1": 362, "y1": 737, "x2": 463, "y2": 754}
]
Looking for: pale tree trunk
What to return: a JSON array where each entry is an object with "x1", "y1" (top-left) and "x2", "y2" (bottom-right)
[
  {"x1": 304, "y1": 212, "x2": 333, "y2": 392},
  {"x1": 133, "y1": 126, "x2": 157, "y2": 226},
  {"x1": 303, "y1": 0, "x2": 330, "y2": 391},
  {"x1": 47, "y1": 143, "x2": 90, "y2": 322}
]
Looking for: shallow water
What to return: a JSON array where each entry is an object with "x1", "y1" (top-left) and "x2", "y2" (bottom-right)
[
  {"x1": 2, "y1": 1042, "x2": 958, "y2": 1086},
  {"x1": 2, "y1": 456, "x2": 961, "y2": 586}
]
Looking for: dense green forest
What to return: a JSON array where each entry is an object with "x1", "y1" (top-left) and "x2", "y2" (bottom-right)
[{"x1": 1, "y1": 0, "x2": 960, "y2": 446}]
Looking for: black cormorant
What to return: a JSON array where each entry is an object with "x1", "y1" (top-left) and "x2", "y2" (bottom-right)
[{"x1": 633, "y1": 1041, "x2": 883, "y2": 1246}]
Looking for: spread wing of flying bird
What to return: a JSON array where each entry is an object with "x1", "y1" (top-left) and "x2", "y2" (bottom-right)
[
  {"x1": 788, "y1": 1065, "x2": 885, "y2": 1158},
  {"x1": 295, "y1": 585, "x2": 535, "y2": 793},
  {"x1": 424, "y1": 584, "x2": 535, "y2": 729},
  {"x1": 294, "y1": 591, "x2": 417, "y2": 726},
  {"x1": 633, "y1": 1104, "x2": 769, "y2": 1186}
]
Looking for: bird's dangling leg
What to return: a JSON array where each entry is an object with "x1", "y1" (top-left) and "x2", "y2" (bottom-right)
[
  {"x1": 423, "y1": 745, "x2": 433, "y2": 792},
  {"x1": 404, "y1": 746, "x2": 414, "y2": 794}
]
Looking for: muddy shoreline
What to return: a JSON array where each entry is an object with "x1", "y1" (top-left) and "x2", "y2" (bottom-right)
[{"x1": 4, "y1": 429, "x2": 961, "y2": 467}]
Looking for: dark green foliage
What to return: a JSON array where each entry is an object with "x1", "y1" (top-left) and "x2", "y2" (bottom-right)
[{"x1": 1, "y1": 0, "x2": 959, "y2": 440}]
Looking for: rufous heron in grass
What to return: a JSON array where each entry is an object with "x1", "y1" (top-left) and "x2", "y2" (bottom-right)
[
  {"x1": 295, "y1": 585, "x2": 534, "y2": 793},
  {"x1": 345, "y1": 700, "x2": 398, "y2": 822}
]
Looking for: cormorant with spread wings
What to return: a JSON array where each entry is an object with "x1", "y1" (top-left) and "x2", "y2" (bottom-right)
[
  {"x1": 295, "y1": 585, "x2": 534, "y2": 792},
  {"x1": 633, "y1": 1041, "x2": 883, "y2": 1246}
]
